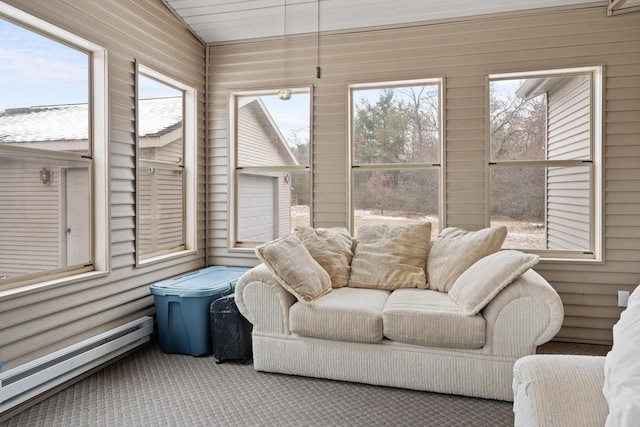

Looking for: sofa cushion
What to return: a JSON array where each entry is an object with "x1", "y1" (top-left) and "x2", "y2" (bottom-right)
[
  {"x1": 603, "y1": 285, "x2": 640, "y2": 427},
  {"x1": 449, "y1": 250, "x2": 540, "y2": 315},
  {"x1": 382, "y1": 288, "x2": 486, "y2": 349},
  {"x1": 348, "y1": 222, "x2": 431, "y2": 290},
  {"x1": 255, "y1": 234, "x2": 331, "y2": 305},
  {"x1": 294, "y1": 226, "x2": 353, "y2": 288},
  {"x1": 290, "y1": 287, "x2": 390, "y2": 343},
  {"x1": 427, "y1": 226, "x2": 507, "y2": 292}
]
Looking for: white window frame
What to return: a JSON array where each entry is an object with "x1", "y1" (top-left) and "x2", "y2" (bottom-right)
[
  {"x1": 347, "y1": 78, "x2": 446, "y2": 235},
  {"x1": 228, "y1": 87, "x2": 313, "y2": 251},
  {"x1": 486, "y1": 66, "x2": 603, "y2": 262},
  {"x1": 135, "y1": 63, "x2": 197, "y2": 266},
  {"x1": 0, "y1": 3, "x2": 109, "y2": 294}
]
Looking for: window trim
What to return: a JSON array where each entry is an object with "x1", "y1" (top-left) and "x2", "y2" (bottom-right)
[
  {"x1": 228, "y1": 86, "x2": 314, "y2": 252},
  {"x1": 347, "y1": 77, "x2": 446, "y2": 236},
  {"x1": 135, "y1": 62, "x2": 197, "y2": 266},
  {"x1": 485, "y1": 66, "x2": 603, "y2": 262},
  {"x1": 0, "y1": 4, "x2": 109, "y2": 293}
]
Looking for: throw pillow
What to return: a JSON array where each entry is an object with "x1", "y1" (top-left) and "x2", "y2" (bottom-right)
[
  {"x1": 427, "y1": 226, "x2": 507, "y2": 292},
  {"x1": 348, "y1": 222, "x2": 431, "y2": 290},
  {"x1": 255, "y1": 234, "x2": 331, "y2": 305},
  {"x1": 603, "y1": 285, "x2": 640, "y2": 427},
  {"x1": 449, "y1": 250, "x2": 540, "y2": 315},
  {"x1": 294, "y1": 226, "x2": 354, "y2": 288}
]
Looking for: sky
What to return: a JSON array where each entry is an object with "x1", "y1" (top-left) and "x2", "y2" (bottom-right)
[
  {"x1": 0, "y1": 18, "x2": 89, "y2": 112},
  {"x1": 0, "y1": 15, "x2": 522, "y2": 133},
  {"x1": 260, "y1": 93, "x2": 310, "y2": 144},
  {"x1": 0, "y1": 14, "x2": 308, "y2": 143},
  {"x1": 138, "y1": 74, "x2": 182, "y2": 99}
]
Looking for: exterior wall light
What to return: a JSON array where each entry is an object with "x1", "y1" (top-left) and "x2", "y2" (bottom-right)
[{"x1": 40, "y1": 166, "x2": 52, "y2": 184}]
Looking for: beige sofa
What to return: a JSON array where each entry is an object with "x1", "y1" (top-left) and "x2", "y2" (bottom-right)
[
  {"x1": 235, "y1": 259, "x2": 564, "y2": 401},
  {"x1": 513, "y1": 286, "x2": 640, "y2": 426}
]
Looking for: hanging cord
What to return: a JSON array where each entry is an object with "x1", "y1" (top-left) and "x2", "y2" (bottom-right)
[
  {"x1": 278, "y1": 0, "x2": 292, "y2": 100},
  {"x1": 316, "y1": 0, "x2": 321, "y2": 79},
  {"x1": 283, "y1": 0, "x2": 287, "y2": 86}
]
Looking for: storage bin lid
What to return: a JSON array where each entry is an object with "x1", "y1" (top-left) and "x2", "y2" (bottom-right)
[{"x1": 150, "y1": 266, "x2": 249, "y2": 297}]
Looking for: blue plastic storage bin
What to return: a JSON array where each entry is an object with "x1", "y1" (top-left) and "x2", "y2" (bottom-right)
[{"x1": 150, "y1": 266, "x2": 249, "y2": 356}]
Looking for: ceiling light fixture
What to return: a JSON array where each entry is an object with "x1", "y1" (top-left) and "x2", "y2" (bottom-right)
[{"x1": 277, "y1": 0, "x2": 292, "y2": 101}]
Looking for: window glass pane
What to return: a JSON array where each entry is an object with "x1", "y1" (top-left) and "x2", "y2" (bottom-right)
[
  {"x1": 137, "y1": 72, "x2": 185, "y2": 258},
  {"x1": 237, "y1": 93, "x2": 310, "y2": 168},
  {"x1": 353, "y1": 169, "x2": 439, "y2": 241},
  {"x1": 491, "y1": 166, "x2": 591, "y2": 251},
  {"x1": 490, "y1": 75, "x2": 591, "y2": 162},
  {"x1": 0, "y1": 154, "x2": 91, "y2": 281},
  {"x1": 138, "y1": 74, "x2": 184, "y2": 165},
  {"x1": 237, "y1": 170, "x2": 310, "y2": 243},
  {"x1": 352, "y1": 85, "x2": 440, "y2": 165},
  {"x1": 138, "y1": 167, "x2": 184, "y2": 255},
  {"x1": 0, "y1": 18, "x2": 89, "y2": 155}
]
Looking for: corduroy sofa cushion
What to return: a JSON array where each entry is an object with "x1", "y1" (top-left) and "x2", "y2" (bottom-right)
[
  {"x1": 449, "y1": 250, "x2": 540, "y2": 315},
  {"x1": 427, "y1": 226, "x2": 507, "y2": 292},
  {"x1": 348, "y1": 222, "x2": 431, "y2": 290},
  {"x1": 382, "y1": 288, "x2": 486, "y2": 349},
  {"x1": 290, "y1": 287, "x2": 390, "y2": 343},
  {"x1": 294, "y1": 226, "x2": 354, "y2": 288},
  {"x1": 255, "y1": 234, "x2": 331, "y2": 305}
]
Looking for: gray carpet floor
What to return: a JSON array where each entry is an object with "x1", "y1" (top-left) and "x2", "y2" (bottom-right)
[{"x1": 1, "y1": 341, "x2": 610, "y2": 427}]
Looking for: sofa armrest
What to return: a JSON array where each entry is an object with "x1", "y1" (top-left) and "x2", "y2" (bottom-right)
[
  {"x1": 235, "y1": 263, "x2": 296, "y2": 335},
  {"x1": 482, "y1": 269, "x2": 564, "y2": 357},
  {"x1": 513, "y1": 354, "x2": 608, "y2": 427}
]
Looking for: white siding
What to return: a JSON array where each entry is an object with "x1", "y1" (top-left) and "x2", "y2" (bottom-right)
[
  {"x1": 139, "y1": 138, "x2": 185, "y2": 254},
  {"x1": 236, "y1": 101, "x2": 295, "y2": 240},
  {"x1": 208, "y1": 5, "x2": 640, "y2": 343},
  {"x1": 547, "y1": 75, "x2": 591, "y2": 250},
  {"x1": 0, "y1": 159, "x2": 60, "y2": 277},
  {"x1": 0, "y1": 0, "x2": 206, "y2": 371}
]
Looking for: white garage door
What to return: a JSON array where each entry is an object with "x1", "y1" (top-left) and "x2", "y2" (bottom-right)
[{"x1": 237, "y1": 173, "x2": 278, "y2": 242}]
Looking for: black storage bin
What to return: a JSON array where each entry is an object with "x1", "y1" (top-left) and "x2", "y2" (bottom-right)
[{"x1": 210, "y1": 294, "x2": 253, "y2": 363}]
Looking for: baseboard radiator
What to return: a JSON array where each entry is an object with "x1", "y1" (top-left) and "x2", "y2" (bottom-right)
[{"x1": 0, "y1": 316, "x2": 154, "y2": 414}]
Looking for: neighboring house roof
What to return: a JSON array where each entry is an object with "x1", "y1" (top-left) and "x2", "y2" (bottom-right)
[
  {"x1": 0, "y1": 97, "x2": 182, "y2": 143},
  {"x1": 138, "y1": 97, "x2": 182, "y2": 138},
  {"x1": 240, "y1": 97, "x2": 299, "y2": 166},
  {"x1": 0, "y1": 104, "x2": 88, "y2": 143},
  {"x1": 515, "y1": 76, "x2": 573, "y2": 100}
]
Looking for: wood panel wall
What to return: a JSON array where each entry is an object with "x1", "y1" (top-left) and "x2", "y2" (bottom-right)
[
  {"x1": 0, "y1": 0, "x2": 206, "y2": 370},
  {"x1": 208, "y1": 4, "x2": 640, "y2": 343}
]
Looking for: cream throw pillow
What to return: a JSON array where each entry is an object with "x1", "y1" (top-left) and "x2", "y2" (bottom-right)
[
  {"x1": 294, "y1": 226, "x2": 353, "y2": 288},
  {"x1": 348, "y1": 222, "x2": 431, "y2": 290},
  {"x1": 427, "y1": 226, "x2": 507, "y2": 292},
  {"x1": 449, "y1": 250, "x2": 540, "y2": 315},
  {"x1": 255, "y1": 234, "x2": 331, "y2": 305}
]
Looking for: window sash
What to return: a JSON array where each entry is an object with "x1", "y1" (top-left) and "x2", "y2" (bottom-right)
[
  {"x1": 348, "y1": 78, "x2": 444, "y2": 234},
  {"x1": 135, "y1": 63, "x2": 195, "y2": 264},
  {"x1": 487, "y1": 67, "x2": 602, "y2": 260},
  {"x1": 228, "y1": 87, "x2": 313, "y2": 250}
]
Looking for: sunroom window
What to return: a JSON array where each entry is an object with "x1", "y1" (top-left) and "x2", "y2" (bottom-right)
[
  {"x1": 135, "y1": 64, "x2": 197, "y2": 263},
  {"x1": 349, "y1": 79, "x2": 443, "y2": 240},
  {"x1": 488, "y1": 67, "x2": 603, "y2": 260},
  {"x1": 0, "y1": 8, "x2": 108, "y2": 290},
  {"x1": 229, "y1": 88, "x2": 312, "y2": 249}
]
